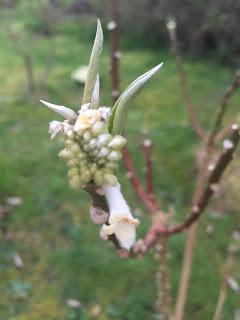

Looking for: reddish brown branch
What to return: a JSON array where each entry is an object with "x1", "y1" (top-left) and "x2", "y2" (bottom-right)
[
  {"x1": 167, "y1": 125, "x2": 239, "y2": 234},
  {"x1": 108, "y1": 0, "x2": 160, "y2": 215},
  {"x1": 207, "y1": 71, "x2": 240, "y2": 147},
  {"x1": 122, "y1": 146, "x2": 160, "y2": 214},
  {"x1": 166, "y1": 18, "x2": 206, "y2": 140},
  {"x1": 143, "y1": 138, "x2": 154, "y2": 198},
  {"x1": 131, "y1": 125, "x2": 240, "y2": 254},
  {"x1": 109, "y1": 0, "x2": 120, "y2": 102}
]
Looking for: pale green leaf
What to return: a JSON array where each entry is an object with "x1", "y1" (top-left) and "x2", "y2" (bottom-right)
[
  {"x1": 109, "y1": 63, "x2": 163, "y2": 134},
  {"x1": 82, "y1": 19, "x2": 103, "y2": 106}
]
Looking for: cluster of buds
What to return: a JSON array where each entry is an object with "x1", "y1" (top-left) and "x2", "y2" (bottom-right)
[
  {"x1": 58, "y1": 104, "x2": 127, "y2": 189},
  {"x1": 41, "y1": 98, "x2": 138, "y2": 250},
  {"x1": 39, "y1": 20, "x2": 163, "y2": 250}
]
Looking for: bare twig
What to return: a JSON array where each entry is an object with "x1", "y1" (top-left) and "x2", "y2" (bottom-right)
[
  {"x1": 213, "y1": 232, "x2": 240, "y2": 320},
  {"x1": 168, "y1": 125, "x2": 240, "y2": 234},
  {"x1": 207, "y1": 71, "x2": 240, "y2": 148},
  {"x1": 143, "y1": 138, "x2": 155, "y2": 199},
  {"x1": 166, "y1": 17, "x2": 206, "y2": 140},
  {"x1": 122, "y1": 146, "x2": 160, "y2": 214},
  {"x1": 108, "y1": 0, "x2": 120, "y2": 102},
  {"x1": 7, "y1": 28, "x2": 36, "y2": 97}
]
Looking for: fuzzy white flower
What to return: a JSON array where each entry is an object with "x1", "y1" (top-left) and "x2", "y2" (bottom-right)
[
  {"x1": 100, "y1": 183, "x2": 139, "y2": 250},
  {"x1": 74, "y1": 109, "x2": 101, "y2": 133},
  {"x1": 49, "y1": 120, "x2": 74, "y2": 139},
  {"x1": 99, "y1": 106, "x2": 111, "y2": 121}
]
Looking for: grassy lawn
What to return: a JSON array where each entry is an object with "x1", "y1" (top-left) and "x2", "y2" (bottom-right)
[{"x1": 0, "y1": 14, "x2": 239, "y2": 320}]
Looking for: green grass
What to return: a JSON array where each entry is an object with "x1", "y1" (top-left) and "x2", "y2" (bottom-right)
[{"x1": 0, "y1": 10, "x2": 240, "y2": 320}]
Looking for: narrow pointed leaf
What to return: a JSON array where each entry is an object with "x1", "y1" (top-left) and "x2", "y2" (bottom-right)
[
  {"x1": 40, "y1": 99, "x2": 77, "y2": 123},
  {"x1": 109, "y1": 63, "x2": 163, "y2": 134},
  {"x1": 82, "y1": 20, "x2": 103, "y2": 106},
  {"x1": 91, "y1": 74, "x2": 100, "y2": 108}
]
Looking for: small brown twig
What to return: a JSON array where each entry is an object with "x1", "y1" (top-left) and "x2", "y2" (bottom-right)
[
  {"x1": 122, "y1": 146, "x2": 160, "y2": 214},
  {"x1": 213, "y1": 232, "x2": 240, "y2": 320},
  {"x1": 143, "y1": 138, "x2": 155, "y2": 199},
  {"x1": 166, "y1": 17, "x2": 206, "y2": 140},
  {"x1": 108, "y1": 0, "x2": 120, "y2": 102},
  {"x1": 207, "y1": 71, "x2": 240, "y2": 148},
  {"x1": 168, "y1": 125, "x2": 239, "y2": 234}
]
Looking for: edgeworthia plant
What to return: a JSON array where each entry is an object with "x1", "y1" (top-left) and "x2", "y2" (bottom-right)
[{"x1": 40, "y1": 20, "x2": 163, "y2": 250}]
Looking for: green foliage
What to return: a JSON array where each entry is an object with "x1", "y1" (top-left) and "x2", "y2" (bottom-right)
[
  {"x1": 82, "y1": 19, "x2": 103, "y2": 105},
  {"x1": 109, "y1": 63, "x2": 163, "y2": 134}
]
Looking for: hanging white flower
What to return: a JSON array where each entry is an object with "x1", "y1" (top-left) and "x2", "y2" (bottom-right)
[{"x1": 100, "y1": 183, "x2": 139, "y2": 249}]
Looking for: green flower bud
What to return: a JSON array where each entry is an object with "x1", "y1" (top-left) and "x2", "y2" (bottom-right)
[
  {"x1": 83, "y1": 144, "x2": 91, "y2": 152},
  {"x1": 89, "y1": 138, "x2": 97, "y2": 150},
  {"x1": 97, "y1": 133, "x2": 112, "y2": 146},
  {"x1": 69, "y1": 176, "x2": 83, "y2": 189},
  {"x1": 65, "y1": 139, "x2": 75, "y2": 147},
  {"x1": 90, "y1": 163, "x2": 97, "y2": 175},
  {"x1": 66, "y1": 130, "x2": 75, "y2": 139},
  {"x1": 59, "y1": 148, "x2": 73, "y2": 160},
  {"x1": 97, "y1": 158, "x2": 106, "y2": 166},
  {"x1": 98, "y1": 147, "x2": 110, "y2": 158},
  {"x1": 108, "y1": 150, "x2": 122, "y2": 161},
  {"x1": 80, "y1": 171, "x2": 92, "y2": 184},
  {"x1": 105, "y1": 162, "x2": 118, "y2": 170},
  {"x1": 103, "y1": 174, "x2": 118, "y2": 186},
  {"x1": 83, "y1": 130, "x2": 91, "y2": 142},
  {"x1": 71, "y1": 143, "x2": 81, "y2": 154},
  {"x1": 67, "y1": 159, "x2": 79, "y2": 167},
  {"x1": 108, "y1": 135, "x2": 127, "y2": 149},
  {"x1": 88, "y1": 149, "x2": 98, "y2": 158},
  {"x1": 77, "y1": 152, "x2": 87, "y2": 160},
  {"x1": 68, "y1": 167, "x2": 79, "y2": 178},
  {"x1": 94, "y1": 171, "x2": 104, "y2": 186},
  {"x1": 91, "y1": 121, "x2": 107, "y2": 136},
  {"x1": 79, "y1": 159, "x2": 88, "y2": 167}
]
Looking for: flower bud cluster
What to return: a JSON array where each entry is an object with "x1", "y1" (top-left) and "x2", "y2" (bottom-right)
[{"x1": 58, "y1": 107, "x2": 126, "y2": 189}]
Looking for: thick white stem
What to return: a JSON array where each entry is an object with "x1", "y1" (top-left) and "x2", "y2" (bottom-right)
[{"x1": 102, "y1": 183, "x2": 132, "y2": 218}]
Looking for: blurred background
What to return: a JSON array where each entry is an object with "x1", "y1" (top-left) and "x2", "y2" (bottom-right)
[{"x1": 0, "y1": 0, "x2": 240, "y2": 319}]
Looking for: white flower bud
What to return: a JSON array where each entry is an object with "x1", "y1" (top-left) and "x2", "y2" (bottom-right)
[
  {"x1": 91, "y1": 121, "x2": 107, "y2": 136},
  {"x1": 89, "y1": 138, "x2": 98, "y2": 150},
  {"x1": 98, "y1": 147, "x2": 110, "y2": 158},
  {"x1": 83, "y1": 130, "x2": 92, "y2": 142},
  {"x1": 97, "y1": 133, "x2": 112, "y2": 146},
  {"x1": 108, "y1": 135, "x2": 126, "y2": 149},
  {"x1": 49, "y1": 121, "x2": 63, "y2": 139},
  {"x1": 108, "y1": 150, "x2": 122, "y2": 161},
  {"x1": 99, "y1": 107, "x2": 111, "y2": 122}
]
